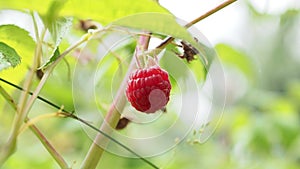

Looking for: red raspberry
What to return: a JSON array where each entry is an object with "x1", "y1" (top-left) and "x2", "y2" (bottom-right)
[{"x1": 126, "y1": 66, "x2": 171, "y2": 113}]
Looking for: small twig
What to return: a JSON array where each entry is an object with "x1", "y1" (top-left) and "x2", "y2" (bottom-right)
[
  {"x1": 156, "y1": 0, "x2": 238, "y2": 49},
  {"x1": 185, "y1": 0, "x2": 237, "y2": 28},
  {"x1": 19, "y1": 113, "x2": 62, "y2": 134}
]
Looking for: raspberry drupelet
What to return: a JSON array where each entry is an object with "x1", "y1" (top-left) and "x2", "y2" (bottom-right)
[{"x1": 126, "y1": 66, "x2": 171, "y2": 113}]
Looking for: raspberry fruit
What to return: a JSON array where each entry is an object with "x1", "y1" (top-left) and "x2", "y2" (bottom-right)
[{"x1": 126, "y1": 66, "x2": 171, "y2": 113}]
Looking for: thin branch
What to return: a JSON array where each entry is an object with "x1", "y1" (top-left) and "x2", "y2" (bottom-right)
[
  {"x1": 29, "y1": 125, "x2": 70, "y2": 169},
  {"x1": 156, "y1": 0, "x2": 238, "y2": 49},
  {"x1": 185, "y1": 0, "x2": 237, "y2": 28},
  {"x1": 19, "y1": 113, "x2": 61, "y2": 134}
]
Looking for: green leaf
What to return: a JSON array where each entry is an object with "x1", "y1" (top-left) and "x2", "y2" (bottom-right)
[
  {"x1": 0, "y1": 25, "x2": 35, "y2": 86},
  {"x1": 0, "y1": 42, "x2": 21, "y2": 71},
  {"x1": 215, "y1": 43, "x2": 256, "y2": 82},
  {"x1": 49, "y1": 17, "x2": 73, "y2": 44},
  {"x1": 40, "y1": 17, "x2": 72, "y2": 69},
  {"x1": 42, "y1": 48, "x2": 60, "y2": 69},
  {"x1": 111, "y1": 13, "x2": 210, "y2": 68},
  {"x1": 0, "y1": 0, "x2": 168, "y2": 25},
  {"x1": 42, "y1": 0, "x2": 67, "y2": 28},
  {"x1": 112, "y1": 13, "x2": 199, "y2": 49},
  {"x1": 0, "y1": 25, "x2": 35, "y2": 60}
]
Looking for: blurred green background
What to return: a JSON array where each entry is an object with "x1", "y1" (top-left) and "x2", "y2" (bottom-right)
[{"x1": 0, "y1": 0, "x2": 300, "y2": 169}]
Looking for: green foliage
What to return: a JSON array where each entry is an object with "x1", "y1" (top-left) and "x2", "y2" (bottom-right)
[
  {"x1": 0, "y1": 1, "x2": 300, "y2": 169},
  {"x1": 0, "y1": 25, "x2": 35, "y2": 61},
  {"x1": 0, "y1": 24, "x2": 35, "y2": 85},
  {"x1": 111, "y1": 13, "x2": 211, "y2": 70},
  {"x1": 112, "y1": 13, "x2": 198, "y2": 48},
  {"x1": 0, "y1": 0, "x2": 168, "y2": 25},
  {"x1": 0, "y1": 42, "x2": 21, "y2": 70},
  {"x1": 41, "y1": 17, "x2": 73, "y2": 69}
]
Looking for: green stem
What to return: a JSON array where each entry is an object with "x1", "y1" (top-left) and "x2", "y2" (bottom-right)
[
  {"x1": 0, "y1": 30, "x2": 90, "y2": 166},
  {"x1": 80, "y1": 35, "x2": 151, "y2": 169},
  {"x1": 18, "y1": 12, "x2": 43, "y2": 113},
  {"x1": 21, "y1": 33, "x2": 91, "y2": 124},
  {"x1": 0, "y1": 13, "x2": 45, "y2": 164},
  {"x1": 0, "y1": 85, "x2": 69, "y2": 168},
  {"x1": 1, "y1": 78, "x2": 158, "y2": 168},
  {"x1": 29, "y1": 124, "x2": 70, "y2": 169},
  {"x1": 0, "y1": 86, "x2": 18, "y2": 111}
]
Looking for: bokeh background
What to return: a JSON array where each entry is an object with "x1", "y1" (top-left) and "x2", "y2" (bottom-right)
[{"x1": 0, "y1": 0, "x2": 299, "y2": 168}]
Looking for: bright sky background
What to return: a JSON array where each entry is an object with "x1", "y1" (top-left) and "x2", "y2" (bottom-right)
[{"x1": 160, "y1": 0, "x2": 300, "y2": 45}]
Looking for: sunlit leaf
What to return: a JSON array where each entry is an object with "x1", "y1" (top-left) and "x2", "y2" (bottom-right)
[
  {"x1": 0, "y1": 0, "x2": 168, "y2": 25},
  {"x1": 40, "y1": 17, "x2": 72, "y2": 69},
  {"x1": 0, "y1": 25, "x2": 35, "y2": 86},
  {"x1": 112, "y1": 13, "x2": 200, "y2": 52},
  {"x1": 0, "y1": 42, "x2": 21, "y2": 71},
  {"x1": 0, "y1": 25, "x2": 35, "y2": 60}
]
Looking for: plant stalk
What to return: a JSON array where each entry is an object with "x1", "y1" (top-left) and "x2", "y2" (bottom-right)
[
  {"x1": 0, "y1": 85, "x2": 69, "y2": 168},
  {"x1": 0, "y1": 13, "x2": 46, "y2": 164},
  {"x1": 80, "y1": 35, "x2": 151, "y2": 169},
  {"x1": 0, "y1": 30, "x2": 90, "y2": 166}
]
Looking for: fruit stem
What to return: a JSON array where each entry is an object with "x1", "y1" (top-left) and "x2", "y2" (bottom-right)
[
  {"x1": 80, "y1": 34, "x2": 151, "y2": 169},
  {"x1": 134, "y1": 34, "x2": 151, "y2": 68}
]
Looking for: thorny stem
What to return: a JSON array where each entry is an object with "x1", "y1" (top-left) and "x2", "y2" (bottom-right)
[
  {"x1": 80, "y1": 35, "x2": 151, "y2": 169},
  {"x1": 156, "y1": 0, "x2": 238, "y2": 49}
]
